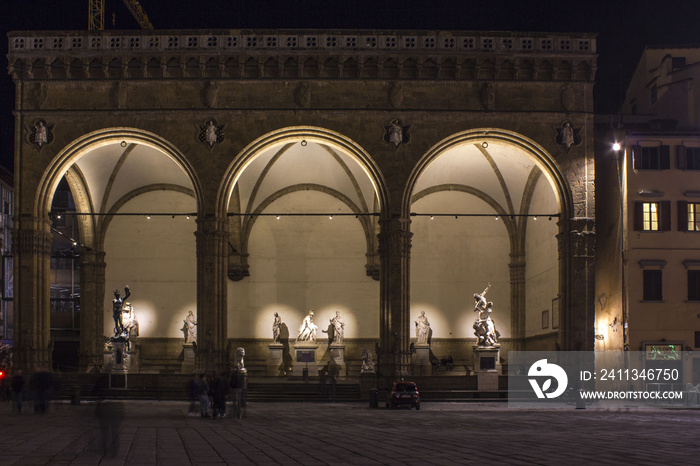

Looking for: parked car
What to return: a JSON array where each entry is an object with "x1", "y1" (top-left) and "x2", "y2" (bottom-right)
[{"x1": 386, "y1": 381, "x2": 420, "y2": 410}]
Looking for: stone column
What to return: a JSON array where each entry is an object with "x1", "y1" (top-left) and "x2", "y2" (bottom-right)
[
  {"x1": 79, "y1": 250, "x2": 106, "y2": 371},
  {"x1": 509, "y1": 252, "x2": 526, "y2": 351},
  {"x1": 11, "y1": 217, "x2": 53, "y2": 371},
  {"x1": 378, "y1": 216, "x2": 412, "y2": 378},
  {"x1": 558, "y1": 217, "x2": 596, "y2": 351},
  {"x1": 195, "y1": 215, "x2": 229, "y2": 372}
]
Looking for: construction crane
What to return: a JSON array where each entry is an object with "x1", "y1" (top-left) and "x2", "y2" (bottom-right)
[{"x1": 89, "y1": 0, "x2": 154, "y2": 30}]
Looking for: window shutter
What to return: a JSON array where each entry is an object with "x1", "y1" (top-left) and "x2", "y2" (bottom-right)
[
  {"x1": 678, "y1": 201, "x2": 688, "y2": 231},
  {"x1": 660, "y1": 145, "x2": 670, "y2": 169},
  {"x1": 660, "y1": 200, "x2": 672, "y2": 231},
  {"x1": 632, "y1": 145, "x2": 642, "y2": 169},
  {"x1": 677, "y1": 146, "x2": 687, "y2": 170},
  {"x1": 634, "y1": 201, "x2": 644, "y2": 231}
]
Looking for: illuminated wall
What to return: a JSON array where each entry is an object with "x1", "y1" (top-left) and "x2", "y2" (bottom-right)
[{"x1": 103, "y1": 190, "x2": 197, "y2": 338}]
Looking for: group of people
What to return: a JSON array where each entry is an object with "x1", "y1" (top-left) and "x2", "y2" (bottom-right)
[
  {"x1": 188, "y1": 371, "x2": 247, "y2": 420},
  {"x1": 10, "y1": 367, "x2": 57, "y2": 415},
  {"x1": 433, "y1": 355, "x2": 455, "y2": 371}
]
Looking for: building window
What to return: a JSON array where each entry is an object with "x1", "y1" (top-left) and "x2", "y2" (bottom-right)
[
  {"x1": 632, "y1": 145, "x2": 670, "y2": 170},
  {"x1": 634, "y1": 201, "x2": 670, "y2": 231},
  {"x1": 689, "y1": 270, "x2": 700, "y2": 301},
  {"x1": 651, "y1": 84, "x2": 658, "y2": 105},
  {"x1": 676, "y1": 201, "x2": 700, "y2": 232},
  {"x1": 643, "y1": 269, "x2": 663, "y2": 301},
  {"x1": 696, "y1": 331, "x2": 700, "y2": 349},
  {"x1": 676, "y1": 146, "x2": 700, "y2": 170},
  {"x1": 688, "y1": 203, "x2": 700, "y2": 231},
  {"x1": 643, "y1": 203, "x2": 659, "y2": 230}
]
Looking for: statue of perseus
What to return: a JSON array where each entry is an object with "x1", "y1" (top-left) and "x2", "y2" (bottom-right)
[{"x1": 112, "y1": 285, "x2": 131, "y2": 337}]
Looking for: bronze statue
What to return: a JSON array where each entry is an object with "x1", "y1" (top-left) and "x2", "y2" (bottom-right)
[{"x1": 112, "y1": 285, "x2": 131, "y2": 337}]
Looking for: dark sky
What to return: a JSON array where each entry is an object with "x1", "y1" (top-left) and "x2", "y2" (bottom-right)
[{"x1": 2, "y1": 0, "x2": 700, "y2": 171}]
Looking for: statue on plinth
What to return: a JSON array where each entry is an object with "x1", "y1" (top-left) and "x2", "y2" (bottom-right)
[
  {"x1": 361, "y1": 349, "x2": 375, "y2": 373},
  {"x1": 272, "y1": 312, "x2": 282, "y2": 343},
  {"x1": 182, "y1": 310, "x2": 197, "y2": 344},
  {"x1": 329, "y1": 311, "x2": 345, "y2": 344},
  {"x1": 296, "y1": 310, "x2": 318, "y2": 342},
  {"x1": 473, "y1": 284, "x2": 499, "y2": 346},
  {"x1": 234, "y1": 347, "x2": 246, "y2": 372},
  {"x1": 414, "y1": 311, "x2": 430, "y2": 344},
  {"x1": 111, "y1": 285, "x2": 130, "y2": 338}
]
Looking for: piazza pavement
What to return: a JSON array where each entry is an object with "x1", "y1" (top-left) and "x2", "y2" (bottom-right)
[{"x1": 1, "y1": 399, "x2": 698, "y2": 465}]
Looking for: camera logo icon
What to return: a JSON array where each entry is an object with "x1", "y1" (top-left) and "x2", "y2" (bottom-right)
[{"x1": 528, "y1": 359, "x2": 568, "y2": 399}]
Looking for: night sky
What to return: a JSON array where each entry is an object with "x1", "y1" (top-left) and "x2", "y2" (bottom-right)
[{"x1": 2, "y1": 0, "x2": 700, "y2": 171}]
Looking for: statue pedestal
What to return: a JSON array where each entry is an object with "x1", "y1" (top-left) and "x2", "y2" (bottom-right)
[
  {"x1": 328, "y1": 344, "x2": 346, "y2": 379},
  {"x1": 293, "y1": 342, "x2": 319, "y2": 377},
  {"x1": 181, "y1": 344, "x2": 196, "y2": 374},
  {"x1": 413, "y1": 343, "x2": 432, "y2": 376},
  {"x1": 268, "y1": 343, "x2": 284, "y2": 376},
  {"x1": 473, "y1": 345, "x2": 501, "y2": 391}
]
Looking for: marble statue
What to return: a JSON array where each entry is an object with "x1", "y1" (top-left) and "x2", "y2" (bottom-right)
[
  {"x1": 122, "y1": 302, "x2": 139, "y2": 340},
  {"x1": 329, "y1": 311, "x2": 345, "y2": 344},
  {"x1": 473, "y1": 284, "x2": 499, "y2": 346},
  {"x1": 112, "y1": 285, "x2": 131, "y2": 337},
  {"x1": 361, "y1": 349, "x2": 375, "y2": 373},
  {"x1": 182, "y1": 310, "x2": 197, "y2": 344},
  {"x1": 234, "y1": 347, "x2": 246, "y2": 371},
  {"x1": 272, "y1": 312, "x2": 282, "y2": 343},
  {"x1": 296, "y1": 310, "x2": 318, "y2": 342},
  {"x1": 34, "y1": 121, "x2": 48, "y2": 148},
  {"x1": 414, "y1": 311, "x2": 430, "y2": 344}
]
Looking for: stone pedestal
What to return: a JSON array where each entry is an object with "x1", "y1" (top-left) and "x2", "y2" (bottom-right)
[
  {"x1": 293, "y1": 342, "x2": 319, "y2": 377},
  {"x1": 413, "y1": 343, "x2": 432, "y2": 376},
  {"x1": 268, "y1": 343, "x2": 284, "y2": 376},
  {"x1": 181, "y1": 343, "x2": 195, "y2": 374},
  {"x1": 473, "y1": 345, "x2": 501, "y2": 391},
  {"x1": 328, "y1": 344, "x2": 346, "y2": 379}
]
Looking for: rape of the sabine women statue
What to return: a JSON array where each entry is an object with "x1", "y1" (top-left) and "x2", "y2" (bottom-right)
[
  {"x1": 182, "y1": 310, "x2": 197, "y2": 344},
  {"x1": 415, "y1": 311, "x2": 430, "y2": 344},
  {"x1": 473, "y1": 284, "x2": 499, "y2": 346},
  {"x1": 296, "y1": 310, "x2": 318, "y2": 342},
  {"x1": 111, "y1": 285, "x2": 131, "y2": 338}
]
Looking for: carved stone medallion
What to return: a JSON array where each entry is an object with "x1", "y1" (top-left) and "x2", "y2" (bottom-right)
[
  {"x1": 28, "y1": 119, "x2": 53, "y2": 151},
  {"x1": 383, "y1": 119, "x2": 410, "y2": 149},
  {"x1": 197, "y1": 119, "x2": 225, "y2": 150}
]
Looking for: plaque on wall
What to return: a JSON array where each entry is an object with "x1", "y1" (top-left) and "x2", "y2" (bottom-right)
[{"x1": 296, "y1": 350, "x2": 316, "y2": 363}]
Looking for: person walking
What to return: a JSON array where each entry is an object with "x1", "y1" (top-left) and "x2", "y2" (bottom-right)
[
  {"x1": 198, "y1": 374, "x2": 210, "y2": 418},
  {"x1": 11, "y1": 370, "x2": 25, "y2": 414}
]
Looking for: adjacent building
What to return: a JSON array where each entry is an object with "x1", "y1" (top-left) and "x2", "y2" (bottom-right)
[{"x1": 596, "y1": 46, "x2": 700, "y2": 384}]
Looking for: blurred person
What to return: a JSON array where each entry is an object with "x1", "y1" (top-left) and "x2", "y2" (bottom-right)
[
  {"x1": 11, "y1": 370, "x2": 25, "y2": 414},
  {"x1": 198, "y1": 374, "x2": 210, "y2": 417},
  {"x1": 187, "y1": 373, "x2": 199, "y2": 416},
  {"x1": 93, "y1": 368, "x2": 124, "y2": 457},
  {"x1": 210, "y1": 372, "x2": 229, "y2": 419}
]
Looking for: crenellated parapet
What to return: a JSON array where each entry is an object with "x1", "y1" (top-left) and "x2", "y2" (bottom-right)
[{"x1": 7, "y1": 29, "x2": 596, "y2": 83}]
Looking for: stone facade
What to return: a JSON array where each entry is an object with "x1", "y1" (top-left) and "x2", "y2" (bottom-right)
[{"x1": 7, "y1": 29, "x2": 596, "y2": 376}]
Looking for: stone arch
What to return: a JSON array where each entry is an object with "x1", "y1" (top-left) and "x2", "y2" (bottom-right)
[
  {"x1": 36, "y1": 127, "x2": 203, "y2": 225},
  {"x1": 404, "y1": 129, "x2": 572, "y2": 220},
  {"x1": 218, "y1": 127, "x2": 389, "y2": 340},
  {"x1": 404, "y1": 128, "x2": 573, "y2": 351},
  {"x1": 218, "y1": 127, "x2": 388, "y2": 217}
]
